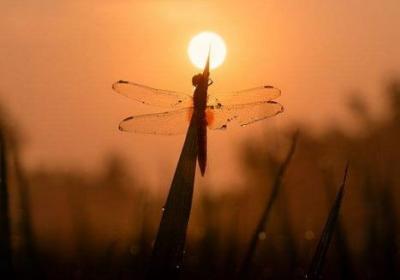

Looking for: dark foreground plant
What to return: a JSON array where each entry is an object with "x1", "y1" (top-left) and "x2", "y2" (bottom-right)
[
  {"x1": 238, "y1": 131, "x2": 299, "y2": 278},
  {"x1": 0, "y1": 130, "x2": 13, "y2": 277},
  {"x1": 306, "y1": 163, "x2": 349, "y2": 279},
  {"x1": 146, "y1": 121, "x2": 198, "y2": 279},
  {"x1": 12, "y1": 146, "x2": 42, "y2": 278},
  {"x1": 147, "y1": 51, "x2": 211, "y2": 279}
]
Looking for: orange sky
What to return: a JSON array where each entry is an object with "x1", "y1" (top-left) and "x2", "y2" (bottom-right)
[{"x1": 1, "y1": 1, "x2": 400, "y2": 188}]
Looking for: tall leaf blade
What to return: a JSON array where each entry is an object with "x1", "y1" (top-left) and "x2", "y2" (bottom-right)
[
  {"x1": 306, "y1": 163, "x2": 349, "y2": 279},
  {"x1": 238, "y1": 132, "x2": 299, "y2": 278},
  {"x1": 146, "y1": 118, "x2": 198, "y2": 279},
  {"x1": 0, "y1": 131, "x2": 13, "y2": 277}
]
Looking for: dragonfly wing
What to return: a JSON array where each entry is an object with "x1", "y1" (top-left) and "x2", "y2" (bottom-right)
[
  {"x1": 209, "y1": 85, "x2": 281, "y2": 106},
  {"x1": 119, "y1": 107, "x2": 193, "y2": 135},
  {"x1": 207, "y1": 101, "x2": 283, "y2": 130},
  {"x1": 112, "y1": 80, "x2": 192, "y2": 108}
]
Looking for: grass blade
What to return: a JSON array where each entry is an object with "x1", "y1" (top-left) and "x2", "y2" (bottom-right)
[
  {"x1": 306, "y1": 163, "x2": 349, "y2": 279},
  {"x1": 238, "y1": 131, "x2": 299, "y2": 278},
  {"x1": 322, "y1": 172, "x2": 354, "y2": 279},
  {"x1": 0, "y1": 131, "x2": 13, "y2": 277},
  {"x1": 147, "y1": 119, "x2": 198, "y2": 279},
  {"x1": 12, "y1": 147, "x2": 42, "y2": 278}
]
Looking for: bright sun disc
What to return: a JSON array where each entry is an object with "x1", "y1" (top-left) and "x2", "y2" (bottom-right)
[{"x1": 188, "y1": 31, "x2": 226, "y2": 70}]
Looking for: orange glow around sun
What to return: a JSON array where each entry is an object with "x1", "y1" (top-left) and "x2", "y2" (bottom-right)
[{"x1": 188, "y1": 31, "x2": 227, "y2": 69}]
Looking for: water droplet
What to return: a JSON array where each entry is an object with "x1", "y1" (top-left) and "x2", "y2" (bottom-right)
[
  {"x1": 304, "y1": 230, "x2": 315, "y2": 240},
  {"x1": 258, "y1": 232, "x2": 266, "y2": 240},
  {"x1": 161, "y1": 207, "x2": 166, "y2": 212}
]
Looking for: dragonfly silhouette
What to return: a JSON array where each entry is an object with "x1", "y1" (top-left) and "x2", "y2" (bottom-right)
[{"x1": 112, "y1": 53, "x2": 283, "y2": 176}]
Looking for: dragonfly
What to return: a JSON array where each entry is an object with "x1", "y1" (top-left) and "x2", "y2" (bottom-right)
[{"x1": 112, "y1": 54, "x2": 283, "y2": 176}]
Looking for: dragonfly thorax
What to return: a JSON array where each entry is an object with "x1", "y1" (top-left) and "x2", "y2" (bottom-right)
[{"x1": 192, "y1": 75, "x2": 209, "y2": 112}]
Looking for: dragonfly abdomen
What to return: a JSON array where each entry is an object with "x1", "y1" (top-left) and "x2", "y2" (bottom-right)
[{"x1": 195, "y1": 110, "x2": 207, "y2": 176}]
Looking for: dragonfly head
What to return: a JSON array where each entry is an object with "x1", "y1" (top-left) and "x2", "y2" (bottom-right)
[{"x1": 192, "y1": 73, "x2": 204, "y2": 87}]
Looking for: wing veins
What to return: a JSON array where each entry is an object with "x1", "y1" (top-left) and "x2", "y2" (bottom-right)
[{"x1": 112, "y1": 80, "x2": 192, "y2": 108}]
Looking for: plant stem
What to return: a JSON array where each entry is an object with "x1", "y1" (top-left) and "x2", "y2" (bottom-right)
[
  {"x1": 306, "y1": 163, "x2": 349, "y2": 279},
  {"x1": 0, "y1": 131, "x2": 13, "y2": 277},
  {"x1": 238, "y1": 131, "x2": 299, "y2": 278},
  {"x1": 147, "y1": 119, "x2": 198, "y2": 279}
]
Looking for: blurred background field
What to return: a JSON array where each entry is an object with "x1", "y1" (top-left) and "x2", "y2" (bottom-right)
[
  {"x1": 1, "y1": 81, "x2": 399, "y2": 279},
  {"x1": 1, "y1": 2, "x2": 400, "y2": 278}
]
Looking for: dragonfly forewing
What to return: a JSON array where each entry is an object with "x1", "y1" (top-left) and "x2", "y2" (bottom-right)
[
  {"x1": 112, "y1": 80, "x2": 192, "y2": 108},
  {"x1": 208, "y1": 85, "x2": 281, "y2": 106}
]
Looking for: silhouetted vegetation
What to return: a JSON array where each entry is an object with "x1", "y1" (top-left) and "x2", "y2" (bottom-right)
[
  {"x1": 0, "y1": 81, "x2": 399, "y2": 279},
  {"x1": 307, "y1": 163, "x2": 348, "y2": 279},
  {"x1": 147, "y1": 119, "x2": 198, "y2": 279},
  {"x1": 239, "y1": 131, "x2": 298, "y2": 279},
  {"x1": 0, "y1": 112, "x2": 14, "y2": 278}
]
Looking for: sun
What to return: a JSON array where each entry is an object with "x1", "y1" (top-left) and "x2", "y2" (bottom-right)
[{"x1": 188, "y1": 31, "x2": 226, "y2": 70}]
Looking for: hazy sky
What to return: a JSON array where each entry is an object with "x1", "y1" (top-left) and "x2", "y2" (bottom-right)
[{"x1": 1, "y1": 1, "x2": 399, "y2": 187}]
